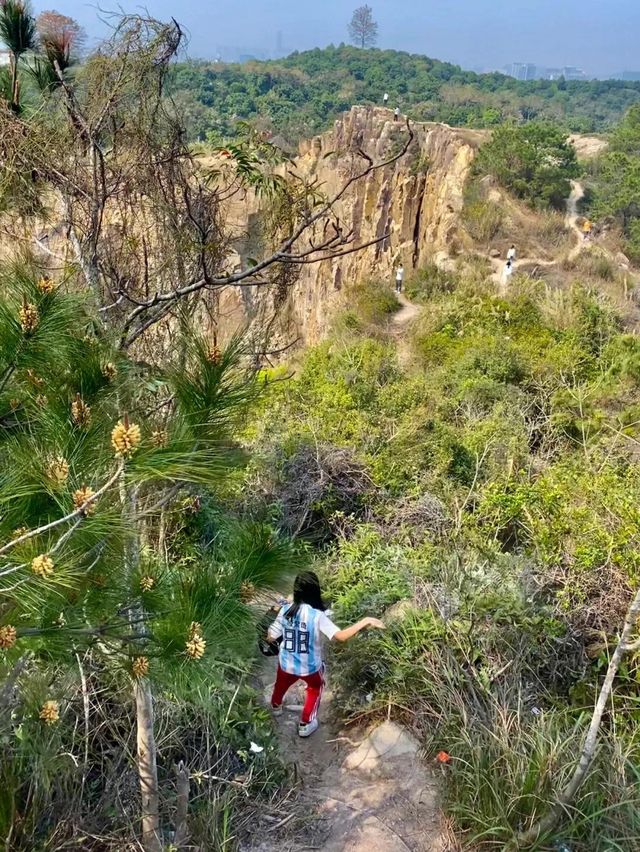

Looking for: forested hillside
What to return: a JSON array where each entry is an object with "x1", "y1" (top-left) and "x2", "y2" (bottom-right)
[{"x1": 169, "y1": 45, "x2": 640, "y2": 142}]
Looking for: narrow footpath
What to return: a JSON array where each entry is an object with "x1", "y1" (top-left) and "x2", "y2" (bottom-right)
[{"x1": 243, "y1": 661, "x2": 453, "y2": 852}]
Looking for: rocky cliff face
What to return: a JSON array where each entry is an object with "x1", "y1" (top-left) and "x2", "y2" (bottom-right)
[{"x1": 223, "y1": 106, "x2": 480, "y2": 349}]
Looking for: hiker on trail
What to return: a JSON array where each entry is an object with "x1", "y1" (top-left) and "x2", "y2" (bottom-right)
[
  {"x1": 582, "y1": 219, "x2": 592, "y2": 241},
  {"x1": 383, "y1": 92, "x2": 389, "y2": 106},
  {"x1": 507, "y1": 244, "x2": 516, "y2": 261},
  {"x1": 502, "y1": 258, "x2": 514, "y2": 285},
  {"x1": 395, "y1": 264, "x2": 405, "y2": 293},
  {"x1": 268, "y1": 571, "x2": 385, "y2": 738},
  {"x1": 394, "y1": 106, "x2": 400, "y2": 121}
]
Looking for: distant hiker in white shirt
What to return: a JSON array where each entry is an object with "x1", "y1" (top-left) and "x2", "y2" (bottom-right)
[
  {"x1": 502, "y1": 258, "x2": 514, "y2": 285},
  {"x1": 394, "y1": 106, "x2": 400, "y2": 121},
  {"x1": 507, "y1": 244, "x2": 516, "y2": 261},
  {"x1": 395, "y1": 265, "x2": 405, "y2": 293},
  {"x1": 383, "y1": 92, "x2": 389, "y2": 106}
]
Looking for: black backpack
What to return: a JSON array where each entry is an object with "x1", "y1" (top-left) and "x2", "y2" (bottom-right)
[{"x1": 257, "y1": 604, "x2": 283, "y2": 657}]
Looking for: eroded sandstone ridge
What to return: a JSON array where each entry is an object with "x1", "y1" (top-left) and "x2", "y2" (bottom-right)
[{"x1": 223, "y1": 106, "x2": 481, "y2": 350}]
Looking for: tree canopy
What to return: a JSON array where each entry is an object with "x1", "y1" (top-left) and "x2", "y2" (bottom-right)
[
  {"x1": 167, "y1": 46, "x2": 640, "y2": 144},
  {"x1": 475, "y1": 121, "x2": 580, "y2": 208}
]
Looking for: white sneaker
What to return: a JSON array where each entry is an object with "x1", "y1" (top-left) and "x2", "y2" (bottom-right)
[
  {"x1": 298, "y1": 719, "x2": 319, "y2": 738},
  {"x1": 271, "y1": 704, "x2": 283, "y2": 717}
]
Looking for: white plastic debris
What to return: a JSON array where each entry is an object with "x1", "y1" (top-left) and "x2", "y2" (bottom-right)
[{"x1": 249, "y1": 741, "x2": 264, "y2": 753}]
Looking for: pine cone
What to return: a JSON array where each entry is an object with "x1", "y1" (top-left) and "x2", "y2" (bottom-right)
[
  {"x1": 26, "y1": 369, "x2": 44, "y2": 388},
  {"x1": 132, "y1": 656, "x2": 149, "y2": 678},
  {"x1": 185, "y1": 634, "x2": 206, "y2": 660},
  {"x1": 240, "y1": 581, "x2": 256, "y2": 603},
  {"x1": 71, "y1": 394, "x2": 92, "y2": 428},
  {"x1": 11, "y1": 526, "x2": 28, "y2": 540},
  {"x1": 31, "y1": 554, "x2": 54, "y2": 578},
  {"x1": 45, "y1": 456, "x2": 69, "y2": 487},
  {"x1": 207, "y1": 345, "x2": 221, "y2": 365},
  {"x1": 39, "y1": 700, "x2": 60, "y2": 725},
  {"x1": 19, "y1": 301, "x2": 39, "y2": 334},
  {"x1": 37, "y1": 276, "x2": 56, "y2": 294},
  {"x1": 35, "y1": 394, "x2": 48, "y2": 407},
  {"x1": 73, "y1": 486, "x2": 96, "y2": 515},
  {"x1": 140, "y1": 575, "x2": 155, "y2": 592},
  {"x1": 150, "y1": 429, "x2": 168, "y2": 448},
  {"x1": 101, "y1": 362, "x2": 117, "y2": 381},
  {"x1": 188, "y1": 621, "x2": 202, "y2": 640},
  {"x1": 111, "y1": 417, "x2": 141, "y2": 456},
  {"x1": 0, "y1": 625, "x2": 17, "y2": 649}
]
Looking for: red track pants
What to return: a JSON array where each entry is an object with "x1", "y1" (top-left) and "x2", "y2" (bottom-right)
[{"x1": 271, "y1": 664, "x2": 325, "y2": 724}]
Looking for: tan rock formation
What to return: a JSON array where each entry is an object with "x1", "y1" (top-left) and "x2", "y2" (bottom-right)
[{"x1": 223, "y1": 106, "x2": 479, "y2": 350}]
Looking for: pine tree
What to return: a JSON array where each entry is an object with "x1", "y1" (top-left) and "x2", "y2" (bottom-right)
[
  {"x1": 0, "y1": 258, "x2": 297, "y2": 848},
  {"x1": 348, "y1": 5, "x2": 378, "y2": 49}
]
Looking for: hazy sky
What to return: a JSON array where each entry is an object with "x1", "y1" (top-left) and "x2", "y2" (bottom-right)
[{"x1": 32, "y1": 0, "x2": 640, "y2": 77}]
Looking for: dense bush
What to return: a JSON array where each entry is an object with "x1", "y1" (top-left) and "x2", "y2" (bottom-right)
[
  {"x1": 474, "y1": 122, "x2": 580, "y2": 209},
  {"x1": 249, "y1": 261, "x2": 640, "y2": 848}
]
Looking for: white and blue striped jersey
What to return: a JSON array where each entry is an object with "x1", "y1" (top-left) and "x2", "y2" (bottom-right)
[{"x1": 269, "y1": 603, "x2": 339, "y2": 676}]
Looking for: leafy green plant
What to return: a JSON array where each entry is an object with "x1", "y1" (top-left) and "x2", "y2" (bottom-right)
[{"x1": 475, "y1": 122, "x2": 580, "y2": 209}]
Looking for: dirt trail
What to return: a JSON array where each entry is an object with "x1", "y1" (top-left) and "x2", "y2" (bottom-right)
[
  {"x1": 243, "y1": 662, "x2": 452, "y2": 852},
  {"x1": 390, "y1": 292, "x2": 423, "y2": 367},
  {"x1": 488, "y1": 181, "x2": 587, "y2": 286}
]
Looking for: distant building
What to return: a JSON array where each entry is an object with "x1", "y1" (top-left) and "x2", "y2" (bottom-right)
[
  {"x1": 561, "y1": 66, "x2": 587, "y2": 81},
  {"x1": 507, "y1": 62, "x2": 537, "y2": 81}
]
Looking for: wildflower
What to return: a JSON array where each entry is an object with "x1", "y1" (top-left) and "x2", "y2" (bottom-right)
[
  {"x1": 101, "y1": 362, "x2": 117, "y2": 381},
  {"x1": 71, "y1": 394, "x2": 91, "y2": 428},
  {"x1": 39, "y1": 700, "x2": 60, "y2": 725},
  {"x1": 435, "y1": 751, "x2": 451, "y2": 765},
  {"x1": 37, "y1": 276, "x2": 56, "y2": 294},
  {"x1": 111, "y1": 416, "x2": 141, "y2": 457},
  {"x1": 249, "y1": 741, "x2": 264, "y2": 754},
  {"x1": 132, "y1": 656, "x2": 149, "y2": 678},
  {"x1": 73, "y1": 486, "x2": 96, "y2": 515},
  {"x1": 45, "y1": 456, "x2": 69, "y2": 487},
  {"x1": 150, "y1": 429, "x2": 168, "y2": 448},
  {"x1": 19, "y1": 300, "x2": 39, "y2": 334},
  {"x1": 140, "y1": 575, "x2": 155, "y2": 592},
  {"x1": 0, "y1": 625, "x2": 17, "y2": 649},
  {"x1": 32, "y1": 554, "x2": 54, "y2": 578}
]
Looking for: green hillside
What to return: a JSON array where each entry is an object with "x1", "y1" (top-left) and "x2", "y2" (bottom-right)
[{"x1": 169, "y1": 45, "x2": 640, "y2": 142}]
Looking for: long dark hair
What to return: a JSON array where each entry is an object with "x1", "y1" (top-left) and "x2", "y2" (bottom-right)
[{"x1": 285, "y1": 571, "x2": 327, "y2": 620}]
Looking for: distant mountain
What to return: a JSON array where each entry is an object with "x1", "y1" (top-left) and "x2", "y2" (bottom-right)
[{"x1": 168, "y1": 45, "x2": 640, "y2": 143}]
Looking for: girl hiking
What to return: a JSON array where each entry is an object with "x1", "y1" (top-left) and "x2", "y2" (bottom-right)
[{"x1": 268, "y1": 571, "x2": 385, "y2": 737}]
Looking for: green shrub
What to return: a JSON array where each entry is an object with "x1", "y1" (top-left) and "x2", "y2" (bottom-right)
[
  {"x1": 475, "y1": 122, "x2": 580, "y2": 209},
  {"x1": 346, "y1": 278, "x2": 400, "y2": 325},
  {"x1": 405, "y1": 263, "x2": 459, "y2": 302},
  {"x1": 463, "y1": 198, "x2": 505, "y2": 242}
]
